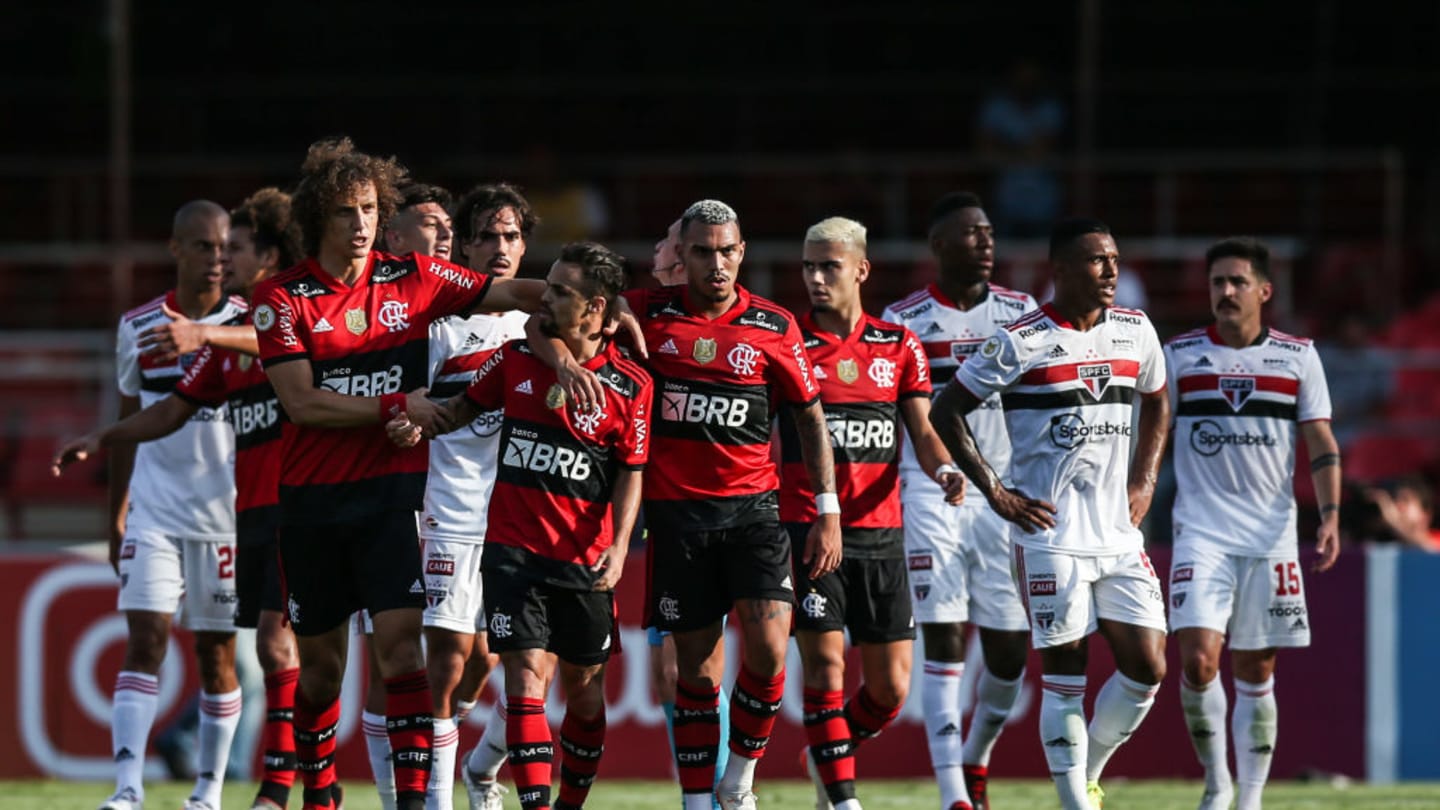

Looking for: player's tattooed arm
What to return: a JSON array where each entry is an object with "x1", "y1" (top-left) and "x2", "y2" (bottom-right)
[
  {"x1": 472, "y1": 278, "x2": 547, "y2": 314},
  {"x1": 793, "y1": 398, "x2": 843, "y2": 577},
  {"x1": 899, "y1": 395, "x2": 965, "y2": 505},
  {"x1": 930, "y1": 381, "x2": 1056, "y2": 533},
  {"x1": 1127, "y1": 387, "x2": 1171, "y2": 527},
  {"x1": 1301, "y1": 419, "x2": 1343, "y2": 573}
]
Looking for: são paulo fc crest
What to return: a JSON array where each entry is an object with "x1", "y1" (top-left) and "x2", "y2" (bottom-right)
[
  {"x1": 693, "y1": 337, "x2": 717, "y2": 364},
  {"x1": 1219, "y1": 376, "x2": 1256, "y2": 411},
  {"x1": 1077, "y1": 363, "x2": 1113, "y2": 400},
  {"x1": 344, "y1": 308, "x2": 368, "y2": 335},
  {"x1": 836, "y1": 358, "x2": 860, "y2": 384}
]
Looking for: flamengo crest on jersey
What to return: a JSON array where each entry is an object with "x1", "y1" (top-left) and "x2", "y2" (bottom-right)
[
  {"x1": 465, "y1": 341, "x2": 652, "y2": 583},
  {"x1": 253, "y1": 251, "x2": 493, "y2": 524},
  {"x1": 421, "y1": 310, "x2": 529, "y2": 540},
  {"x1": 882, "y1": 283, "x2": 1034, "y2": 498},
  {"x1": 622, "y1": 285, "x2": 818, "y2": 530},
  {"x1": 1167, "y1": 325, "x2": 1333, "y2": 555},
  {"x1": 954, "y1": 304, "x2": 1166, "y2": 556},
  {"x1": 778, "y1": 313, "x2": 929, "y2": 545},
  {"x1": 116, "y1": 291, "x2": 247, "y2": 538}
]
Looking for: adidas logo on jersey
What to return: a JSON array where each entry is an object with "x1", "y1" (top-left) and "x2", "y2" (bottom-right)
[
  {"x1": 1048, "y1": 344, "x2": 1068, "y2": 358},
  {"x1": 463, "y1": 332, "x2": 482, "y2": 348},
  {"x1": 515, "y1": 379, "x2": 534, "y2": 394},
  {"x1": 920, "y1": 321, "x2": 945, "y2": 336},
  {"x1": 1196, "y1": 356, "x2": 1213, "y2": 367},
  {"x1": 313, "y1": 317, "x2": 335, "y2": 333},
  {"x1": 658, "y1": 338, "x2": 679, "y2": 355}
]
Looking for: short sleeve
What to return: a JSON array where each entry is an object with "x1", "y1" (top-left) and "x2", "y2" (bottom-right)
[
  {"x1": 898, "y1": 327, "x2": 932, "y2": 399},
  {"x1": 463, "y1": 344, "x2": 507, "y2": 411},
  {"x1": 767, "y1": 317, "x2": 820, "y2": 405},
  {"x1": 253, "y1": 283, "x2": 307, "y2": 367},
  {"x1": 417, "y1": 256, "x2": 494, "y2": 320},
  {"x1": 174, "y1": 345, "x2": 227, "y2": 407},
  {"x1": 115, "y1": 318, "x2": 141, "y2": 397},
  {"x1": 1297, "y1": 344, "x2": 1333, "y2": 423},
  {"x1": 1135, "y1": 321, "x2": 1166, "y2": 395},
  {"x1": 1162, "y1": 343, "x2": 1180, "y2": 412},
  {"x1": 616, "y1": 373, "x2": 653, "y2": 469},
  {"x1": 954, "y1": 330, "x2": 1024, "y2": 401}
]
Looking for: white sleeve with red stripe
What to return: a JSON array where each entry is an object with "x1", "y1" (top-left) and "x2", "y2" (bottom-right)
[
  {"x1": 1297, "y1": 342, "x2": 1333, "y2": 423},
  {"x1": 953, "y1": 330, "x2": 1024, "y2": 401}
]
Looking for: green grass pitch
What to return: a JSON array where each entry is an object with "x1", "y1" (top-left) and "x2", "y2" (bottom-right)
[{"x1": 4, "y1": 779, "x2": 1439, "y2": 809}]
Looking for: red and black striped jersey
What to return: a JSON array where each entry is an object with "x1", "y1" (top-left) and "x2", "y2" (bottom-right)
[
  {"x1": 252, "y1": 252, "x2": 493, "y2": 524},
  {"x1": 174, "y1": 317, "x2": 282, "y2": 534},
  {"x1": 621, "y1": 285, "x2": 819, "y2": 530},
  {"x1": 779, "y1": 313, "x2": 930, "y2": 551},
  {"x1": 465, "y1": 340, "x2": 651, "y2": 586}
]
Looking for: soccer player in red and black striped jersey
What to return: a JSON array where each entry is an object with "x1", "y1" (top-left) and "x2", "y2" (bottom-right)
[
  {"x1": 252, "y1": 138, "x2": 551, "y2": 810},
  {"x1": 398, "y1": 241, "x2": 650, "y2": 810},
  {"x1": 53, "y1": 189, "x2": 304, "y2": 810},
  {"x1": 537, "y1": 200, "x2": 841, "y2": 810},
  {"x1": 780, "y1": 217, "x2": 967, "y2": 810}
]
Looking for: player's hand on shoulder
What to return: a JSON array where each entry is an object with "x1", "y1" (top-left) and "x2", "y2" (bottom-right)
[
  {"x1": 605, "y1": 300, "x2": 648, "y2": 359},
  {"x1": 557, "y1": 357, "x2": 604, "y2": 414},
  {"x1": 138, "y1": 303, "x2": 207, "y2": 361},
  {"x1": 51, "y1": 433, "x2": 101, "y2": 477},
  {"x1": 991, "y1": 487, "x2": 1057, "y2": 534}
]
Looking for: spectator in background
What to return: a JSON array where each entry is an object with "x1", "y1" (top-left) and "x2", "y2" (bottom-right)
[
  {"x1": 1317, "y1": 313, "x2": 1395, "y2": 446},
  {"x1": 1367, "y1": 476, "x2": 1440, "y2": 551},
  {"x1": 976, "y1": 60, "x2": 1065, "y2": 237},
  {"x1": 524, "y1": 145, "x2": 610, "y2": 242}
]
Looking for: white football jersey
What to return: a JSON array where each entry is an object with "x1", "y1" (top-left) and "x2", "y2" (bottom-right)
[
  {"x1": 116, "y1": 291, "x2": 247, "y2": 539},
  {"x1": 882, "y1": 283, "x2": 1034, "y2": 500},
  {"x1": 1166, "y1": 325, "x2": 1332, "y2": 555},
  {"x1": 954, "y1": 304, "x2": 1166, "y2": 555},
  {"x1": 420, "y1": 310, "x2": 528, "y2": 541}
]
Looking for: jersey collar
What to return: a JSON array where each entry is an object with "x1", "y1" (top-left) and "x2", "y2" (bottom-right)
[
  {"x1": 928, "y1": 282, "x2": 989, "y2": 311},
  {"x1": 681, "y1": 283, "x2": 751, "y2": 323},
  {"x1": 1206, "y1": 323, "x2": 1270, "y2": 347},
  {"x1": 802, "y1": 310, "x2": 868, "y2": 346}
]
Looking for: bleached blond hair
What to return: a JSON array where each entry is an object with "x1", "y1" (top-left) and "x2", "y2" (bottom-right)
[{"x1": 804, "y1": 216, "x2": 867, "y2": 252}]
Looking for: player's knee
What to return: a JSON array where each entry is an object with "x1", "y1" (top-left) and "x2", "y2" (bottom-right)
[
  {"x1": 1181, "y1": 651, "x2": 1219, "y2": 685},
  {"x1": 919, "y1": 623, "x2": 966, "y2": 662},
  {"x1": 866, "y1": 676, "x2": 908, "y2": 709}
]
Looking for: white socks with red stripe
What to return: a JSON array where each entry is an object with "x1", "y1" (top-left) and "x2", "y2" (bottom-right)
[
  {"x1": 426, "y1": 716, "x2": 460, "y2": 810},
  {"x1": 1086, "y1": 671, "x2": 1159, "y2": 782},
  {"x1": 194, "y1": 688, "x2": 243, "y2": 808},
  {"x1": 112, "y1": 671, "x2": 160, "y2": 800},
  {"x1": 1233, "y1": 676, "x2": 1277, "y2": 810},
  {"x1": 921, "y1": 660, "x2": 970, "y2": 809},
  {"x1": 1039, "y1": 674, "x2": 1088, "y2": 810}
]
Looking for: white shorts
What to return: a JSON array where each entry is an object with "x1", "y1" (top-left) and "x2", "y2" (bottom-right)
[
  {"x1": 1168, "y1": 541, "x2": 1311, "y2": 650},
  {"x1": 117, "y1": 527, "x2": 238, "y2": 632},
  {"x1": 421, "y1": 536, "x2": 485, "y2": 634},
  {"x1": 903, "y1": 498, "x2": 1029, "y2": 631},
  {"x1": 1014, "y1": 545, "x2": 1167, "y2": 648}
]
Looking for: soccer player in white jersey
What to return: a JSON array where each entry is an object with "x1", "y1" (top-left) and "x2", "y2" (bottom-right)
[
  {"x1": 881, "y1": 192, "x2": 1035, "y2": 810},
  {"x1": 101, "y1": 200, "x2": 250, "y2": 810},
  {"x1": 930, "y1": 218, "x2": 1171, "y2": 810},
  {"x1": 417, "y1": 183, "x2": 536, "y2": 810},
  {"x1": 1165, "y1": 237, "x2": 1341, "y2": 810}
]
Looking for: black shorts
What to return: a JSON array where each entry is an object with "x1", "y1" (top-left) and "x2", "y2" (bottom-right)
[
  {"x1": 235, "y1": 515, "x2": 283, "y2": 628},
  {"x1": 646, "y1": 519, "x2": 794, "y2": 632},
  {"x1": 278, "y1": 509, "x2": 424, "y2": 636},
  {"x1": 787, "y1": 524, "x2": 915, "y2": 644},
  {"x1": 481, "y1": 543, "x2": 615, "y2": 666}
]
